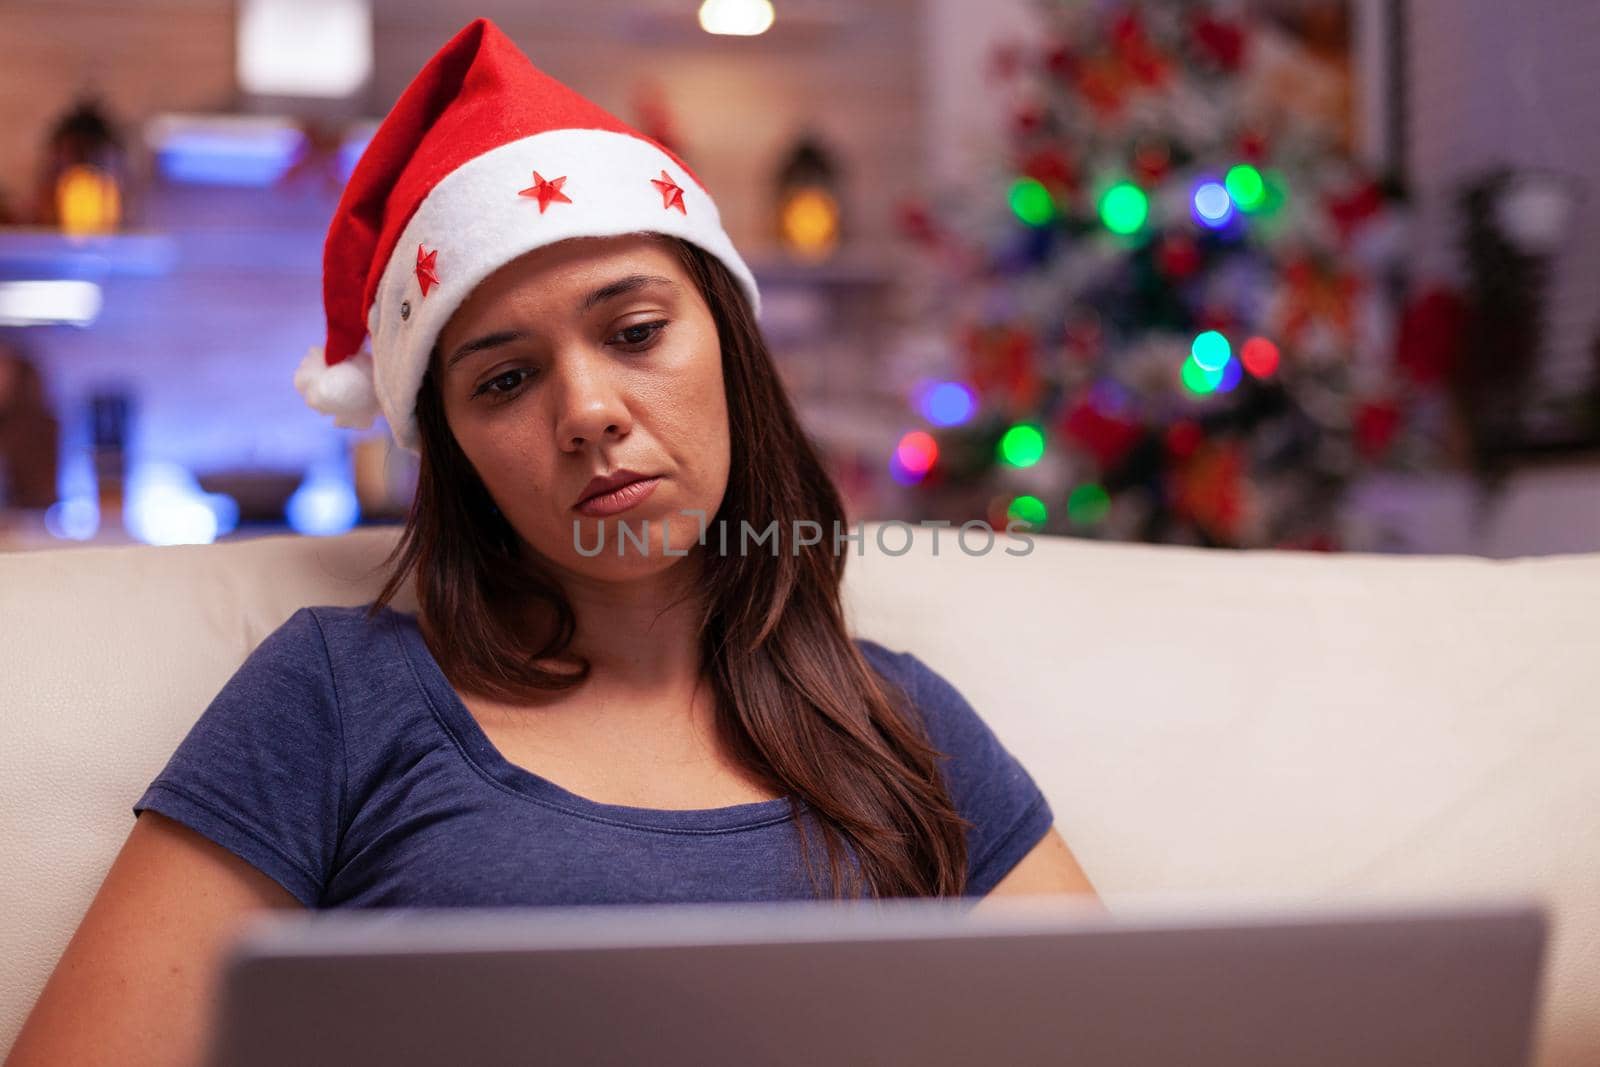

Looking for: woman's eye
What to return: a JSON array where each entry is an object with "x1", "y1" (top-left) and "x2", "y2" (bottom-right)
[
  {"x1": 612, "y1": 320, "x2": 668, "y2": 349},
  {"x1": 472, "y1": 369, "x2": 531, "y2": 400}
]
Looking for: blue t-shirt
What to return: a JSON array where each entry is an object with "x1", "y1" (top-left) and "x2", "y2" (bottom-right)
[{"x1": 132, "y1": 604, "x2": 1053, "y2": 909}]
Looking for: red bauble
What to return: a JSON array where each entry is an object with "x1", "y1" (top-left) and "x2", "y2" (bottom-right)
[
  {"x1": 1165, "y1": 419, "x2": 1204, "y2": 461},
  {"x1": 1395, "y1": 287, "x2": 1467, "y2": 388},
  {"x1": 1191, "y1": 13, "x2": 1248, "y2": 71},
  {"x1": 1326, "y1": 180, "x2": 1385, "y2": 241},
  {"x1": 1125, "y1": 49, "x2": 1171, "y2": 88},
  {"x1": 1157, "y1": 234, "x2": 1202, "y2": 279},
  {"x1": 1172, "y1": 439, "x2": 1247, "y2": 544},
  {"x1": 1076, "y1": 59, "x2": 1127, "y2": 117},
  {"x1": 1354, "y1": 399, "x2": 1403, "y2": 461},
  {"x1": 1110, "y1": 9, "x2": 1147, "y2": 52},
  {"x1": 1061, "y1": 395, "x2": 1144, "y2": 472},
  {"x1": 965, "y1": 324, "x2": 1042, "y2": 412}
]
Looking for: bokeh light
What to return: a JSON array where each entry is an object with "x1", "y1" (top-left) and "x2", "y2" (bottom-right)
[
  {"x1": 1008, "y1": 494, "x2": 1048, "y2": 528},
  {"x1": 44, "y1": 495, "x2": 99, "y2": 541},
  {"x1": 287, "y1": 468, "x2": 360, "y2": 536},
  {"x1": 998, "y1": 423, "x2": 1047, "y2": 467},
  {"x1": 124, "y1": 461, "x2": 234, "y2": 546},
  {"x1": 919, "y1": 381, "x2": 976, "y2": 427},
  {"x1": 1225, "y1": 164, "x2": 1265, "y2": 211},
  {"x1": 1191, "y1": 329, "x2": 1231, "y2": 371},
  {"x1": 1241, "y1": 336, "x2": 1280, "y2": 377},
  {"x1": 1009, "y1": 177, "x2": 1055, "y2": 227},
  {"x1": 894, "y1": 430, "x2": 939, "y2": 477},
  {"x1": 1191, "y1": 180, "x2": 1234, "y2": 228},
  {"x1": 1099, "y1": 182, "x2": 1149, "y2": 235}
]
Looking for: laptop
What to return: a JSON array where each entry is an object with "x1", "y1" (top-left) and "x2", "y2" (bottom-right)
[{"x1": 203, "y1": 892, "x2": 1548, "y2": 1067}]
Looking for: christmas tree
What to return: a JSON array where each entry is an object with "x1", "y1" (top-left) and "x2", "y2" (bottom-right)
[{"x1": 889, "y1": 0, "x2": 1452, "y2": 550}]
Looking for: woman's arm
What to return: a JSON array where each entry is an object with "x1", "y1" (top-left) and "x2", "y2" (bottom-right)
[
  {"x1": 974, "y1": 825, "x2": 1106, "y2": 912},
  {"x1": 5, "y1": 811, "x2": 302, "y2": 1067}
]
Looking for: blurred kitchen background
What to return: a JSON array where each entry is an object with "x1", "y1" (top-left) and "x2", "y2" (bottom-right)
[{"x1": 0, "y1": 0, "x2": 1596, "y2": 555}]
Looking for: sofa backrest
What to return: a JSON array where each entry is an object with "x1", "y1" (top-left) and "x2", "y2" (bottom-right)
[{"x1": 3, "y1": 524, "x2": 1597, "y2": 1064}]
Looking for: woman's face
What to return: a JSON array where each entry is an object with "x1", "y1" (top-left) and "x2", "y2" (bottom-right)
[{"x1": 433, "y1": 234, "x2": 730, "y2": 582}]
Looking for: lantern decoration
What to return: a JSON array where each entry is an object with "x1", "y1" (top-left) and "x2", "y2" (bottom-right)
[
  {"x1": 38, "y1": 96, "x2": 129, "y2": 235},
  {"x1": 774, "y1": 134, "x2": 842, "y2": 262}
]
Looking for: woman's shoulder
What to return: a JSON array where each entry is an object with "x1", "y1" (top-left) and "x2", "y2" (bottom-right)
[
  {"x1": 852, "y1": 635, "x2": 920, "y2": 692},
  {"x1": 275, "y1": 601, "x2": 409, "y2": 643},
  {"x1": 245, "y1": 602, "x2": 412, "y2": 677}
]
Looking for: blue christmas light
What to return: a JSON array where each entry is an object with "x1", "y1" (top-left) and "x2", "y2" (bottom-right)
[
  {"x1": 287, "y1": 468, "x2": 360, "y2": 536},
  {"x1": 920, "y1": 381, "x2": 976, "y2": 427},
  {"x1": 1215, "y1": 356, "x2": 1243, "y2": 393},
  {"x1": 1192, "y1": 180, "x2": 1235, "y2": 229},
  {"x1": 44, "y1": 495, "x2": 99, "y2": 541}
]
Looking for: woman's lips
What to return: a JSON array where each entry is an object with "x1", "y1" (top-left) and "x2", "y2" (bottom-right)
[{"x1": 573, "y1": 476, "x2": 662, "y2": 517}]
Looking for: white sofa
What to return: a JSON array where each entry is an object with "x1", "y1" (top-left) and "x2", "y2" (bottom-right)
[{"x1": 2, "y1": 524, "x2": 1596, "y2": 1064}]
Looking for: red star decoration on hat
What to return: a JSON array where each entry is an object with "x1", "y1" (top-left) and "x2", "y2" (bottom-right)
[
  {"x1": 415, "y1": 244, "x2": 440, "y2": 297},
  {"x1": 651, "y1": 170, "x2": 687, "y2": 214},
  {"x1": 518, "y1": 170, "x2": 572, "y2": 213}
]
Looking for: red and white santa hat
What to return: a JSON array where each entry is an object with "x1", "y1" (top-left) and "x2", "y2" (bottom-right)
[{"x1": 294, "y1": 17, "x2": 761, "y2": 454}]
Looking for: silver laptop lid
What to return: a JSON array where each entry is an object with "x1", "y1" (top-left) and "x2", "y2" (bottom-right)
[{"x1": 205, "y1": 893, "x2": 1547, "y2": 1067}]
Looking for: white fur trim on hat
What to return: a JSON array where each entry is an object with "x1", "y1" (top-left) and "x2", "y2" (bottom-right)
[
  {"x1": 294, "y1": 342, "x2": 380, "y2": 431},
  {"x1": 364, "y1": 127, "x2": 761, "y2": 456}
]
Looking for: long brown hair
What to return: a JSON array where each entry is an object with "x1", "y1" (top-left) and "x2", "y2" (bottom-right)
[{"x1": 367, "y1": 235, "x2": 972, "y2": 899}]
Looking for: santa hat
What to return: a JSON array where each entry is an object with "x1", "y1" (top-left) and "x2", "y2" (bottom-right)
[{"x1": 295, "y1": 17, "x2": 761, "y2": 454}]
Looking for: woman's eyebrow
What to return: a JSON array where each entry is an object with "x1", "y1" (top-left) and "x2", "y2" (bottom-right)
[
  {"x1": 580, "y1": 273, "x2": 678, "y2": 312},
  {"x1": 445, "y1": 274, "x2": 680, "y2": 370},
  {"x1": 446, "y1": 329, "x2": 525, "y2": 370}
]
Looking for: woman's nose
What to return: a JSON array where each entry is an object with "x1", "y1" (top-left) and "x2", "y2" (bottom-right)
[{"x1": 552, "y1": 352, "x2": 631, "y2": 451}]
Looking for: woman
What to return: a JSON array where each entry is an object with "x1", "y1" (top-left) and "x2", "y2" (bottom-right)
[{"x1": 6, "y1": 18, "x2": 1097, "y2": 1067}]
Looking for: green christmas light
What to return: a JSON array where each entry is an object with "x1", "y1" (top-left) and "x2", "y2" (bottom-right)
[
  {"x1": 1009, "y1": 178, "x2": 1055, "y2": 227},
  {"x1": 1099, "y1": 182, "x2": 1148, "y2": 235},
  {"x1": 1008, "y1": 494, "x2": 1048, "y2": 527},
  {"x1": 1191, "y1": 330, "x2": 1231, "y2": 371},
  {"x1": 998, "y1": 423, "x2": 1046, "y2": 467},
  {"x1": 1225, "y1": 164, "x2": 1265, "y2": 212},
  {"x1": 1181, "y1": 354, "x2": 1226, "y2": 394},
  {"x1": 1067, "y1": 483, "x2": 1110, "y2": 525}
]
